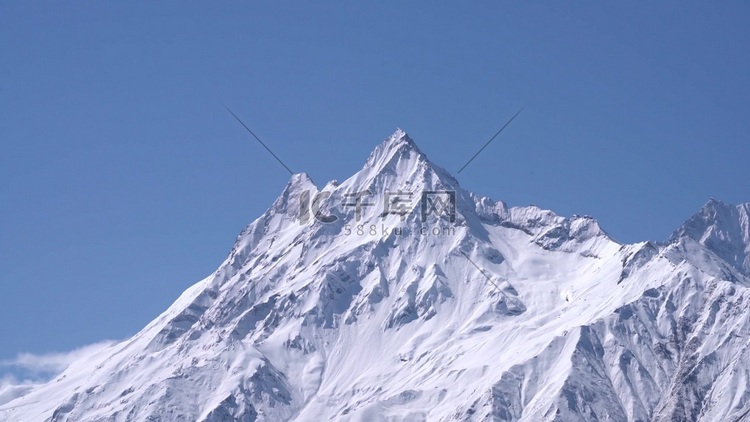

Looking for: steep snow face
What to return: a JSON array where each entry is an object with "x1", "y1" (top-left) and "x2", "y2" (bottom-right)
[
  {"x1": 2, "y1": 130, "x2": 750, "y2": 422},
  {"x1": 671, "y1": 199, "x2": 750, "y2": 277}
]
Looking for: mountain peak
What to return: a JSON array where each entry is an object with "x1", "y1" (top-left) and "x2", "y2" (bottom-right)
[
  {"x1": 672, "y1": 199, "x2": 750, "y2": 276},
  {"x1": 340, "y1": 129, "x2": 463, "y2": 204},
  {"x1": 388, "y1": 128, "x2": 418, "y2": 149},
  {"x1": 364, "y1": 128, "x2": 423, "y2": 168}
]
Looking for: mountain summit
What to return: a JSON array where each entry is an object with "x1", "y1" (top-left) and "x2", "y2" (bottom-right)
[
  {"x1": 671, "y1": 199, "x2": 750, "y2": 276},
  {"x1": 3, "y1": 131, "x2": 750, "y2": 421},
  {"x1": 366, "y1": 128, "x2": 423, "y2": 165}
]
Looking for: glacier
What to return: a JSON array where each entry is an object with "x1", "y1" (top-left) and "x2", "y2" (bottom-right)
[{"x1": 2, "y1": 129, "x2": 750, "y2": 421}]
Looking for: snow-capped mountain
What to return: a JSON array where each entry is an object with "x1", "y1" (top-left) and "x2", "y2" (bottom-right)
[{"x1": 2, "y1": 130, "x2": 750, "y2": 421}]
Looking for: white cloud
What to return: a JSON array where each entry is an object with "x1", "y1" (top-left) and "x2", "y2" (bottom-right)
[
  {"x1": 1, "y1": 341, "x2": 115, "y2": 375},
  {"x1": 0, "y1": 340, "x2": 115, "y2": 406},
  {"x1": 0, "y1": 375, "x2": 38, "y2": 406}
]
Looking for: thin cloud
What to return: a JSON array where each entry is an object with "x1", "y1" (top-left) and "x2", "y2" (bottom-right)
[
  {"x1": 0, "y1": 340, "x2": 114, "y2": 375},
  {"x1": 0, "y1": 375, "x2": 38, "y2": 406},
  {"x1": 0, "y1": 340, "x2": 115, "y2": 406}
]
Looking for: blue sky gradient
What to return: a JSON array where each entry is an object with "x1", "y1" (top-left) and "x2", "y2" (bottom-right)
[{"x1": 2, "y1": 2, "x2": 749, "y2": 361}]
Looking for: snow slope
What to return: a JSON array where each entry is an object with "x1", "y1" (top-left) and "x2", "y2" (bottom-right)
[{"x1": 2, "y1": 130, "x2": 750, "y2": 421}]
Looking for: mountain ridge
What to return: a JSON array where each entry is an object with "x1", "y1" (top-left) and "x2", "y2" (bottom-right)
[{"x1": 2, "y1": 130, "x2": 749, "y2": 422}]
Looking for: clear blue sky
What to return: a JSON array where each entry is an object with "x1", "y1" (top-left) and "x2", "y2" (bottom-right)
[{"x1": 1, "y1": 2, "x2": 749, "y2": 362}]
